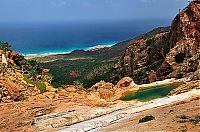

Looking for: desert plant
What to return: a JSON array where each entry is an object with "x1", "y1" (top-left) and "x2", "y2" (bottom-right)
[
  {"x1": 178, "y1": 115, "x2": 190, "y2": 119},
  {"x1": 139, "y1": 115, "x2": 155, "y2": 123}
]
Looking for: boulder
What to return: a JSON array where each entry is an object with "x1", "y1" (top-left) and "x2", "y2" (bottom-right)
[
  {"x1": 114, "y1": 77, "x2": 139, "y2": 100},
  {"x1": 90, "y1": 81, "x2": 113, "y2": 90},
  {"x1": 62, "y1": 85, "x2": 77, "y2": 92},
  {"x1": 43, "y1": 92, "x2": 56, "y2": 99},
  {"x1": 58, "y1": 89, "x2": 69, "y2": 97},
  {"x1": 46, "y1": 85, "x2": 57, "y2": 92},
  {"x1": 115, "y1": 77, "x2": 136, "y2": 89}
]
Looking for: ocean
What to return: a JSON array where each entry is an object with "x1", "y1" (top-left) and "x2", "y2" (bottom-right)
[{"x1": 0, "y1": 20, "x2": 170, "y2": 56}]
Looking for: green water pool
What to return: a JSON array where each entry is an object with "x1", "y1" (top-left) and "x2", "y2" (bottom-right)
[{"x1": 121, "y1": 82, "x2": 184, "y2": 102}]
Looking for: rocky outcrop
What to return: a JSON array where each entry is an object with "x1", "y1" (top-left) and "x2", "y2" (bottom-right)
[
  {"x1": 0, "y1": 69, "x2": 40, "y2": 103},
  {"x1": 113, "y1": 28, "x2": 170, "y2": 84},
  {"x1": 164, "y1": 1, "x2": 200, "y2": 80},
  {"x1": 90, "y1": 81, "x2": 113, "y2": 90},
  {"x1": 169, "y1": 80, "x2": 200, "y2": 95},
  {"x1": 113, "y1": 1, "x2": 200, "y2": 84}
]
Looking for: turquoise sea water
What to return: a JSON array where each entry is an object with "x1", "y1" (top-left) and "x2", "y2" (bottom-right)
[{"x1": 0, "y1": 20, "x2": 170, "y2": 56}]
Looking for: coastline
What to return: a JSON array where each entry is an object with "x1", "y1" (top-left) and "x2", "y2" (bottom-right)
[{"x1": 24, "y1": 42, "x2": 117, "y2": 59}]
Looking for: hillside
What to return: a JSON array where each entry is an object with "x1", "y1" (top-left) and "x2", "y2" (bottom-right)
[
  {"x1": 29, "y1": 26, "x2": 170, "y2": 88},
  {"x1": 0, "y1": 1, "x2": 199, "y2": 131},
  {"x1": 113, "y1": 0, "x2": 200, "y2": 85},
  {"x1": 0, "y1": 46, "x2": 53, "y2": 103}
]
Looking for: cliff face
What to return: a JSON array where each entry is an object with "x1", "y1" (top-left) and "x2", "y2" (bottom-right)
[
  {"x1": 164, "y1": 1, "x2": 200, "y2": 80},
  {"x1": 113, "y1": 1, "x2": 200, "y2": 84}
]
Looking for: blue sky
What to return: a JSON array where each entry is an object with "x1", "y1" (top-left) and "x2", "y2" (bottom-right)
[{"x1": 0, "y1": 0, "x2": 188, "y2": 23}]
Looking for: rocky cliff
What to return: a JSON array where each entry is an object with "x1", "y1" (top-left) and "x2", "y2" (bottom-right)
[{"x1": 113, "y1": 0, "x2": 200, "y2": 84}]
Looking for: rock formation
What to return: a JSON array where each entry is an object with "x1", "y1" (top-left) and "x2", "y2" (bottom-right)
[{"x1": 113, "y1": 0, "x2": 200, "y2": 84}]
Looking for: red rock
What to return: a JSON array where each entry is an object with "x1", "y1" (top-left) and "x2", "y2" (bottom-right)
[{"x1": 148, "y1": 71, "x2": 158, "y2": 83}]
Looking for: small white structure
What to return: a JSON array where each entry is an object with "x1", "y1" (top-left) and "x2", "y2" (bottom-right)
[{"x1": 1, "y1": 53, "x2": 8, "y2": 67}]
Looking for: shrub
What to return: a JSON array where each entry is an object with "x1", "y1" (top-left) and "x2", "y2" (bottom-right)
[
  {"x1": 178, "y1": 115, "x2": 190, "y2": 119},
  {"x1": 36, "y1": 82, "x2": 46, "y2": 93},
  {"x1": 139, "y1": 115, "x2": 155, "y2": 123}
]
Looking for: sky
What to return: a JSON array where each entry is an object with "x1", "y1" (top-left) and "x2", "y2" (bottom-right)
[{"x1": 0, "y1": 0, "x2": 189, "y2": 23}]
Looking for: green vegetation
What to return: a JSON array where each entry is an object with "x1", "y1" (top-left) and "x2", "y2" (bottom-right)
[
  {"x1": 139, "y1": 115, "x2": 155, "y2": 123},
  {"x1": 40, "y1": 54, "x2": 116, "y2": 88},
  {"x1": 0, "y1": 41, "x2": 11, "y2": 51},
  {"x1": 177, "y1": 115, "x2": 200, "y2": 125},
  {"x1": 21, "y1": 60, "x2": 53, "y2": 92},
  {"x1": 178, "y1": 115, "x2": 190, "y2": 120},
  {"x1": 24, "y1": 74, "x2": 46, "y2": 93},
  {"x1": 129, "y1": 70, "x2": 147, "y2": 84},
  {"x1": 145, "y1": 38, "x2": 156, "y2": 47},
  {"x1": 146, "y1": 63, "x2": 162, "y2": 71}
]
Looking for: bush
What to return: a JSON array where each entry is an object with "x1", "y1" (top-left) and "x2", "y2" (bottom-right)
[
  {"x1": 178, "y1": 115, "x2": 190, "y2": 120},
  {"x1": 139, "y1": 115, "x2": 155, "y2": 123}
]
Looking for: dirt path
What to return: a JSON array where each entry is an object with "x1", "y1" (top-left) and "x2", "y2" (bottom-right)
[{"x1": 59, "y1": 89, "x2": 200, "y2": 132}]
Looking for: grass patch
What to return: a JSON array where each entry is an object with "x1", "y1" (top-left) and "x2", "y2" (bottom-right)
[{"x1": 139, "y1": 115, "x2": 155, "y2": 123}]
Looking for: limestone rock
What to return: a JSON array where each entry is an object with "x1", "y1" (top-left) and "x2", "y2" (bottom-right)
[
  {"x1": 91, "y1": 81, "x2": 113, "y2": 90},
  {"x1": 113, "y1": 77, "x2": 139, "y2": 100},
  {"x1": 62, "y1": 85, "x2": 77, "y2": 92},
  {"x1": 97, "y1": 88, "x2": 114, "y2": 102},
  {"x1": 58, "y1": 89, "x2": 69, "y2": 97},
  {"x1": 46, "y1": 85, "x2": 57, "y2": 92},
  {"x1": 43, "y1": 92, "x2": 56, "y2": 99},
  {"x1": 115, "y1": 77, "x2": 136, "y2": 89}
]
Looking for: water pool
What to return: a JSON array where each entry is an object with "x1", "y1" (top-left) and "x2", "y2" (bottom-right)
[{"x1": 121, "y1": 82, "x2": 184, "y2": 102}]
